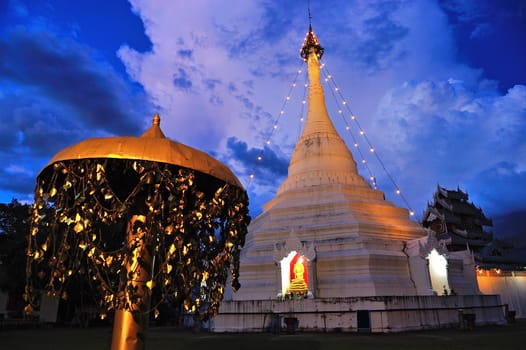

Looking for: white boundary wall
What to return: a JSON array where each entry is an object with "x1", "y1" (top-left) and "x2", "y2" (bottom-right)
[
  {"x1": 212, "y1": 295, "x2": 505, "y2": 333},
  {"x1": 478, "y1": 273, "x2": 526, "y2": 318}
]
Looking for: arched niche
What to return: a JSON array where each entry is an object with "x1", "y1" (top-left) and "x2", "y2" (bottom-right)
[
  {"x1": 427, "y1": 248, "x2": 450, "y2": 295},
  {"x1": 273, "y1": 230, "x2": 316, "y2": 298}
]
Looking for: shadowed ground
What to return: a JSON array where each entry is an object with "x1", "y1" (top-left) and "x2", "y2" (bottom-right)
[{"x1": 1, "y1": 320, "x2": 525, "y2": 350}]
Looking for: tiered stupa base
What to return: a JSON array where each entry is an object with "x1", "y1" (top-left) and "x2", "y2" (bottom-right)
[{"x1": 231, "y1": 183, "x2": 428, "y2": 301}]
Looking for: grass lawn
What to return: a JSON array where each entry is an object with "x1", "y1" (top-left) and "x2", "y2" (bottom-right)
[{"x1": 1, "y1": 320, "x2": 525, "y2": 350}]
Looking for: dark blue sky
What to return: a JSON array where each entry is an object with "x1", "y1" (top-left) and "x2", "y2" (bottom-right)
[
  {"x1": 1, "y1": 0, "x2": 525, "y2": 239},
  {"x1": 440, "y1": 0, "x2": 526, "y2": 92}
]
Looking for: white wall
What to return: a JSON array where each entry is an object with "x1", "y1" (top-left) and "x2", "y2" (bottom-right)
[{"x1": 478, "y1": 273, "x2": 526, "y2": 318}]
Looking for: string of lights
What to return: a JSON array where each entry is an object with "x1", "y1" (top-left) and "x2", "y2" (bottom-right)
[
  {"x1": 320, "y1": 63, "x2": 378, "y2": 189},
  {"x1": 320, "y1": 63, "x2": 415, "y2": 216},
  {"x1": 244, "y1": 59, "x2": 415, "y2": 217},
  {"x1": 246, "y1": 62, "x2": 304, "y2": 186},
  {"x1": 297, "y1": 74, "x2": 308, "y2": 137}
]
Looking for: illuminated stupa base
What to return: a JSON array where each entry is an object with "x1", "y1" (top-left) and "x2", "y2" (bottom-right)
[{"x1": 231, "y1": 184, "x2": 428, "y2": 300}]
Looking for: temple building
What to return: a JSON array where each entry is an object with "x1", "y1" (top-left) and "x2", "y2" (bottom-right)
[
  {"x1": 212, "y1": 23, "x2": 505, "y2": 332},
  {"x1": 423, "y1": 185, "x2": 493, "y2": 252},
  {"x1": 424, "y1": 185, "x2": 526, "y2": 318}
]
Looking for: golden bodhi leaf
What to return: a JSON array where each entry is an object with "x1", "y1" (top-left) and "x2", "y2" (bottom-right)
[{"x1": 25, "y1": 159, "x2": 250, "y2": 321}]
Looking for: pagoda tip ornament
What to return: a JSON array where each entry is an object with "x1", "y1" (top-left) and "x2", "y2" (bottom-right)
[{"x1": 300, "y1": 24, "x2": 324, "y2": 61}]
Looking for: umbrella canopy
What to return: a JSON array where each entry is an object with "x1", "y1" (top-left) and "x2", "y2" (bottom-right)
[{"x1": 42, "y1": 114, "x2": 242, "y2": 188}]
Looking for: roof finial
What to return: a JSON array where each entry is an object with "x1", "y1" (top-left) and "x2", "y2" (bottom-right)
[
  {"x1": 300, "y1": 1, "x2": 324, "y2": 61},
  {"x1": 153, "y1": 113, "x2": 161, "y2": 125},
  {"x1": 308, "y1": 0, "x2": 312, "y2": 29},
  {"x1": 142, "y1": 113, "x2": 166, "y2": 139}
]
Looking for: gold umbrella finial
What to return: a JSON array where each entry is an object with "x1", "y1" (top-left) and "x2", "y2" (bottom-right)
[
  {"x1": 141, "y1": 113, "x2": 166, "y2": 139},
  {"x1": 152, "y1": 113, "x2": 160, "y2": 125}
]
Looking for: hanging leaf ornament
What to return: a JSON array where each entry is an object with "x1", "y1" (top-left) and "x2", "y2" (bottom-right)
[{"x1": 25, "y1": 115, "x2": 250, "y2": 322}]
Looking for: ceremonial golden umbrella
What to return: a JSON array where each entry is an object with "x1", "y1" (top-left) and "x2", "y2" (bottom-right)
[{"x1": 26, "y1": 114, "x2": 250, "y2": 349}]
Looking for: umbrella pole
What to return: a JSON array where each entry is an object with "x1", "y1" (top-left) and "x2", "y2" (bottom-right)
[{"x1": 111, "y1": 215, "x2": 151, "y2": 350}]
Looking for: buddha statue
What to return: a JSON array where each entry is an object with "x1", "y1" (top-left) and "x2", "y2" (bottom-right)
[{"x1": 288, "y1": 259, "x2": 308, "y2": 293}]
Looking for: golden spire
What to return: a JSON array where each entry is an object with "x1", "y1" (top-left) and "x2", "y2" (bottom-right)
[
  {"x1": 300, "y1": 0, "x2": 324, "y2": 61},
  {"x1": 276, "y1": 24, "x2": 368, "y2": 194},
  {"x1": 300, "y1": 26, "x2": 324, "y2": 61}
]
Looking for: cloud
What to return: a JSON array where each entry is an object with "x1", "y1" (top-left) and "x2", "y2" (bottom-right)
[
  {"x1": 0, "y1": 164, "x2": 35, "y2": 197},
  {"x1": 468, "y1": 162, "x2": 526, "y2": 216},
  {"x1": 225, "y1": 136, "x2": 288, "y2": 181},
  {"x1": 118, "y1": 0, "x2": 299, "y2": 161},
  {"x1": 373, "y1": 80, "x2": 526, "y2": 217},
  {"x1": 172, "y1": 68, "x2": 193, "y2": 90},
  {"x1": 177, "y1": 49, "x2": 193, "y2": 59},
  {"x1": 3, "y1": 0, "x2": 520, "y2": 221},
  {"x1": 119, "y1": 0, "x2": 522, "y2": 218},
  {"x1": 440, "y1": 0, "x2": 492, "y2": 23},
  {"x1": 351, "y1": 1, "x2": 409, "y2": 72},
  {"x1": 469, "y1": 22, "x2": 492, "y2": 39},
  {"x1": 0, "y1": 27, "x2": 149, "y2": 136},
  {"x1": 438, "y1": 0, "x2": 526, "y2": 91},
  {"x1": 0, "y1": 24, "x2": 152, "y2": 201}
]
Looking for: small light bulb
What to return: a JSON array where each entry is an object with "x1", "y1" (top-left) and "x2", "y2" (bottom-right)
[
  {"x1": 249, "y1": 174, "x2": 255, "y2": 179},
  {"x1": 370, "y1": 148, "x2": 374, "y2": 152},
  {"x1": 342, "y1": 101, "x2": 347, "y2": 105},
  {"x1": 338, "y1": 109, "x2": 342, "y2": 114},
  {"x1": 257, "y1": 156, "x2": 262, "y2": 161},
  {"x1": 286, "y1": 96, "x2": 290, "y2": 100},
  {"x1": 345, "y1": 126, "x2": 350, "y2": 130},
  {"x1": 359, "y1": 130, "x2": 364, "y2": 135},
  {"x1": 396, "y1": 189, "x2": 401, "y2": 194},
  {"x1": 351, "y1": 115, "x2": 356, "y2": 120},
  {"x1": 361, "y1": 159, "x2": 366, "y2": 164}
]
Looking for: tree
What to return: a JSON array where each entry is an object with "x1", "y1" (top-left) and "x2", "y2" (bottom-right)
[{"x1": 0, "y1": 199, "x2": 31, "y2": 315}]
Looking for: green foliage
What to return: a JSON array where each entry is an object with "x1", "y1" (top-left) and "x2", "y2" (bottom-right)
[
  {"x1": 0, "y1": 199, "x2": 30, "y2": 236},
  {"x1": 0, "y1": 199, "x2": 30, "y2": 296},
  {"x1": 26, "y1": 158, "x2": 250, "y2": 320}
]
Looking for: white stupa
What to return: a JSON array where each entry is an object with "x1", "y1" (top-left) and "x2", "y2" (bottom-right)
[
  {"x1": 233, "y1": 24, "x2": 427, "y2": 300},
  {"x1": 213, "y1": 22, "x2": 504, "y2": 333}
]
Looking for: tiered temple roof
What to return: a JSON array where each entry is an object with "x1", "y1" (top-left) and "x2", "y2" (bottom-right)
[
  {"x1": 423, "y1": 185, "x2": 493, "y2": 251},
  {"x1": 423, "y1": 185, "x2": 526, "y2": 270}
]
